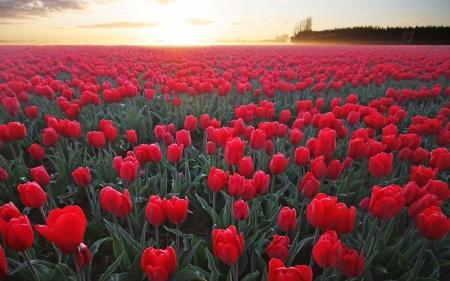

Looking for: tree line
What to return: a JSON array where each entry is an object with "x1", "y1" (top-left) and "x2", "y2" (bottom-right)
[{"x1": 290, "y1": 25, "x2": 450, "y2": 45}]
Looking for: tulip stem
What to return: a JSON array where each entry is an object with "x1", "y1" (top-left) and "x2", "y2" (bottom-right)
[
  {"x1": 84, "y1": 185, "x2": 95, "y2": 215},
  {"x1": 408, "y1": 239, "x2": 429, "y2": 281},
  {"x1": 24, "y1": 250, "x2": 40, "y2": 281},
  {"x1": 381, "y1": 177, "x2": 385, "y2": 188},
  {"x1": 297, "y1": 197, "x2": 307, "y2": 227},
  {"x1": 157, "y1": 162, "x2": 162, "y2": 195},
  {"x1": 16, "y1": 141, "x2": 25, "y2": 166},
  {"x1": 320, "y1": 267, "x2": 329, "y2": 281},
  {"x1": 72, "y1": 251, "x2": 85, "y2": 281},
  {"x1": 269, "y1": 175, "x2": 275, "y2": 204},
  {"x1": 360, "y1": 218, "x2": 378, "y2": 256},
  {"x1": 309, "y1": 228, "x2": 321, "y2": 268},
  {"x1": 231, "y1": 263, "x2": 239, "y2": 281},
  {"x1": 373, "y1": 219, "x2": 387, "y2": 253},
  {"x1": 155, "y1": 225, "x2": 159, "y2": 248},
  {"x1": 44, "y1": 184, "x2": 57, "y2": 209},
  {"x1": 176, "y1": 223, "x2": 180, "y2": 269},
  {"x1": 8, "y1": 143, "x2": 17, "y2": 160},
  {"x1": 126, "y1": 215, "x2": 135, "y2": 240},
  {"x1": 39, "y1": 207, "x2": 47, "y2": 223},
  {"x1": 173, "y1": 162, "x2": 178, "y2": 194},
  {"x1": 212, "y1": 192, "x2": 216, "y2": 227}
]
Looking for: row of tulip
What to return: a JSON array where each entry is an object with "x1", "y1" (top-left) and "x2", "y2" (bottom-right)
[{"x1": 0, "y1": 46, "x2": 449, "y2": 281}]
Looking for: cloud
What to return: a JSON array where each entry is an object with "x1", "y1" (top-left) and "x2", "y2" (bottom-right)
[
  {"x1": 230, "y1": 22, "x2": 253, "y2": 26},
  {"x1": 185, "y1": 19, "x2": 214, "y2": 25},
  {"x1": 77, "y1": 22, "x2": 161, "y2": 28},
  {"x1": 0, "y1": 0, "x2": 90, "y2": 19}
]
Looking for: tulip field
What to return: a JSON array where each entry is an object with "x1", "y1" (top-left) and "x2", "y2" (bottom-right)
[{"x1": 0, "y1": 45, "x2": 450, "y2": 281}]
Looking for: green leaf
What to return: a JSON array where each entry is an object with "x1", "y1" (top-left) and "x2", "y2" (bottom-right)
[
  {"x1": 172, "y1": 267, "x2": 208, "y2": 281},
  {"x1": 99, "y1": 252, "x2": 124, "y2": 281},
  {"x1": 206, "y1": 248, "x2": 220, "y2": 281},
  {"x1": 241, "y1": 271, "x2": 260, "y2": 281}
]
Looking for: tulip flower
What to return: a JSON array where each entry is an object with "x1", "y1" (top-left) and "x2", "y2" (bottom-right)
[
  {"x1": 43, "y1": 127, "x2": 59, "y2": 147},
  {"x1": 0, "y1": 246, "x2": 7, "y2": 281},
  {"x1": 307, "y1": 192, "x2": 338, "y2": 233},
  {"x1": 207, "y1": 166, "x2": 229, "y2": 193},
  {"x1": 268, "y1": 258, "x2": 312, "y2": 281},
  {"x1": 252, "y1": 170, "x2": 270, "y2": 195},
  {"x1": 0, "y1": 169, "x2": 7, "y2": 182},
  {"x1": 141, "y1": 246, "x2": 177, "y2": 281},
  {"x1": 0, "y1": 215, "x2": 34, "y2": 252},
  {"x1": 224, "y1": 137, "x2": 246, "y2": 166},
  {"x1": 86, "y1": 131, "x2": 105, "y2": 148},
  {"x1": 72, "y1": 167, "x2": 92, "y2": 187},
  {"x1": 176, "y1": 129, "x2": 191, "y2": 148},
  {"x1": 146, "y1": 195, "x2": 166, "y2": 248},
  {"x1": 164, "y1": 196, "x2": 189, "y2": 225},
  {"x1": 239, "y1": 156, "x2": 254, "y2": 178},
  {"x1": 228, "y1": 173, "x2": 245, "y2": 197},
  {"x1": 429, "y1": 147, "x2": 450, "y2": 172},
  {"x1": 266, "y1": 235, "x2": 290, "y2": 262},
  {"x1": 35, "y1": 205, "x2": 87, "y2": 254},
  {"x1": 277, "y1": 207, "x2": 297, "y2": 233},
  {"x1": 0, "y1": 202, "x2": 21, "y2": 222},
  {"x1": 126, "y1": 130, "x2": 138, "y2": 145},
  {"x1": 17, "y1": 182, "x2": 47, "y2": 209},
  {"x1": 269, "y1": 153, "x2": 289, "y2": 176},
  {"x1": 408, "y1": 194, "x2": 442, "y2": 220},
  {"x1": 299, "y1": 172, "x2": 320, "y2": 199},
  {"x1": 28, "y1": 143, "x2": 46, "y2": 161},
  {"x1": 30, "y1": 166, "x2": 51, "y2": 186},
  {"x1": 369, "y1": 185, "x2": 404, "y2": 220},
  {"x1": 294, "y1": 147, "x2": 310, "y2": 167},
  {"x1": 74, "y1": 243, "x2": 92, "y2": 274},
  {"x1": 183, "y1": 115, "x2": 197, "y2": 132},
  {"x1": 368, "y1": 153, "x2": 393, "y2": 184},
  {"x1": 310, "y1": 156, "x2": 326, "y2": 179},
  {"x1": 339, "y1": 246, "x2": 364, "y2": 278},
  {"x1": 100, "y1": 187, "x2": 132, "y2": 218},
  {"x1": 233, "y1": 200, "x2": 249, "y2": 221},
  {"x1": 331, "y1": 203, "x2": 356, "y2": 235},
  {"x1": 213, "y1": 225, "x2": 245, "y2": 265},
  {"x1": 313, "y1": 230, "x2": 341, "y2": 270}
]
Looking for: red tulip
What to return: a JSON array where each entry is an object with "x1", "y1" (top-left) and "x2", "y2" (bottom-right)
[
  {"x1": 429, "y1": 148, "x2": 450, "y2": 172},
  {"x1": 294, "y1": 147, "x2": 310, "y2": 167},
  {"x1": 148, "y1": 144, "x2": 162, "y2": 163},
  {"x1": 266, "y1": 235, "x2": 290, "y2": 262},
  {"x1": 207, "y1": 166, "x2": 230, "y2": 193},
  {"x1": 213, "y1": 225, "x2": 245, "y2": 265},
  {"x1": 28, "y1": 143, "x2": 46, "y2": 161},
  {"x1": 364, "y1": 112, "x2": 385, "y2": 129},
  {"x1": 176, "y1": 129, "x2": 191, "y2": 147},
  {"x1": 72, "y1": 167, "x2": 91, "y2": 187},
  {"x1": 228, "y1": 173, "x2": 245, "y2": 197},
  {"x1": 339, "y1": 246, "x2": 364, "y2": 278},
  {"x1": 0, "y1": 169, "x2": 7, "y2": 182},
  {"x1": 423, "y1": 180, "x2": 450, "y2": 201},
  {"x1": 35, "y1": 205, "x2": 87, "y2": 254},
  {"x1": 348, "y1": 138, "x2": 367, "y2": 159},
  {"x1": 289, "y1": 129, "x2": 304, "y2": 146},
  {"x1": 416, "y1": 206, "x2": 450, "y2": 240},
  {"x1": 436, "y1": 131, "x2": 450, "y2": 146},
  {"x1": 43, "y1": 127, "x2": 59, "y2": 147},
  {"x1": 368, "y1": 153, "x2": 393, "y2": 178},
  {"x1": 0, "y1": 215, "x2": 34, "y2": 252},
  {"x1": 2, "y1": 97, "x2": 20, "y2": 116},
  {"x1": 331, "y1": 203, "x2": 356, "y2": 235},
  {"x1": 86, "y1": 131, "x2": 105, "y2": 148},
  {"x1": 141, "y1": 246, "x2": 177, "y2": 281},
  {"x1": 100, "y1": 187, "x2": 132, "y2": 218},
  {"x1": 173, "y1": 97, "x2": 181, "y2": 107},
  {"x1": 183, "y1": 115, "x2": 197, "y2": 132},
  {"x1": 0, "y1": 202, "x2": 21, "y2": 222},
  {"x1": 369, "y1": 185, "x2": 405, "y2": 220},
  {"x1": 277, "y1": 207, "x2": 297, "y2": 232},
  {"x1": 17, "y1": 182, "x2": 47, "y2": 208},
  {"x1": 7, "y1": 122, "x2": 27, "y2": 141},
  {"x1": 206, "y1": 141, "x2": 216, "y2": 155},
  {"x1": 233, "y1": 200, "x2": 250, "y2": 221},
  {"x1": 299, "y1": 172, "x2": 320, "y2": 198},
  {"x1": 410, "y1": 166, "x2": 438, "y2": 187},
  {"x1": 408, "y1": 194, "x2": 442, "y2": 220},
  {"x1": 326, "y1": 159, "x2": 344, "y2": 180},
  {"x1": 200, "y1": 114, "x2": 211, "y2": 129},
  {"x1": 408, "y1": 148, "x2": 430, "y2": 165},
  {"x1": 315, "y1": 128, "x2": 336, "y2": 157},
  {"x1": 0, "y1": 245, "x2": 7, "y2": 280},
  {"x1": 120, "y1": 158, "x2": 140, "y2": 183},
  {"x1": 154, "y1": 125, "x2": 167, "y2": 140},
  {"x1": 268, "y1": 258, "x2": 312, "y2": 281},
  {"x1": 225, "y1": 137, "x2": 246, "y2": 166},
  {"x1": 269, "y1": 153, "x2": 289, "y2": 175},
  {"x1": 164, "y1": 196, "x2": 189, "y2": 224},
  {"x1": 126, "y1": 130, "x2": 138, "y2": 145},
  {"x1": 146, "y1": 195, "x2": 166, "y2": 226},
  {"x1": 75, "y1": 243, "x2": 92, "y2": 273},
  {"x1": 313, "y1": 230, "x2": 341, "y2": 268},
  {"x1": 307, "y1": 193, "x2": 338, "y2": 230},
  {"x1": 30, "y1": 165, "x2": 50, "y2": 186},
  {"x1": 310, "y1": 156, "x2": 326, "y2": 179},
  {"x1": 252, "y1": 170, "x2": 270, "y2": 194},
  {"x1": 167, "y1": 144, "x2": 184, "y2": 163}
]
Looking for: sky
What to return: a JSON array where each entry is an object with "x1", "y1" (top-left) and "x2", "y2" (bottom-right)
[{"x1": 0, "y1": 0, "x2": 449, "y2": 45}]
